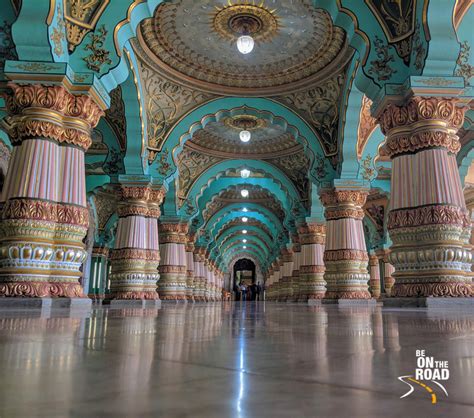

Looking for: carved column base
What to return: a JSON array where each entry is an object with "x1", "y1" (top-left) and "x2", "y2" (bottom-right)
[
  {"x1": 0, "y1": 216, "x2": 88, "y2": 298},
  {"x1": 303, "y1": 267, "x2": 326, "y2": 299},
  {"x1": 324, "y1": 251, "x2": 371, "y2": 300},
  {"x1": 158, "y1": 268, "x2": 187, "y2": 300},
  {"x1": 389, "y1": 220, "x2": 473, "y2": 297},
  {"x1": 109, "y1": 250, "x2": 160, "y2": 300}
]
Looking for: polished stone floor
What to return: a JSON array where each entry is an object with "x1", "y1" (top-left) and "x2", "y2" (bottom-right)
[{"x1": 0, "y1": 302, "x2": 473, "y2": 417}]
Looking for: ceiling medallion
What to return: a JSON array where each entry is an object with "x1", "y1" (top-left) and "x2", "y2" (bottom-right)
[
  {"x1": 224, "y1": 115, "x2": 267, "y2": 131},
  {"x1": 212, "y1": 1, "x2": 280, "y2": 44}
]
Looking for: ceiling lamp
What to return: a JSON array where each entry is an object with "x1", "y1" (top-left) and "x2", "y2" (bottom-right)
[
  {"x1": 241, "y1": 189, "x2": 249, "y2": 198},
  {"x1": 242, "y1": 217, "x2": 248, "y2": 223},
  {"x1": 242, "y1": 207, "x2": 248, "y2": 212},
  {"x1": 240, "y1": 168, "x2": 251, "y2": 178},
  {"x1": 242, "y1": 230, "x2": 247, "y2": 234},
  {"x1": 243, "y1": 239, "x2": 247, "y2": 243},
  {"x1": 236, "y1": 35, "x2": 254, "y2": 54},
  {"x1": 239, "y1": 130, "x2": 251, "y2": 143},
  {"x1": 243, "y1": 245, "x2": 247, "y2": 249}
]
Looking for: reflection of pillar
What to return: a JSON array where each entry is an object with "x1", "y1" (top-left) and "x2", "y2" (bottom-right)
[
  {"x1": 369, "y1": 253, "x2": 381, "y2": 299},
  {"x1": 0, "y1": 83, "x2": 103, "y2": 298},
  {"x1": 185, "y1": 238, "x2": 195, "y2": 302},
  {"x1": 266, "y1": 267, "x2": 274, "y2": 301},
  {"x1": 193, "y1": 247, "x2": 205, "y2": 301},
  {"x1": 158, "y1": 222, "x2": 187, "y2": 301},
  {"x1": 377, "y1": 97, "x2": 472, "y2": 297},
  {"x1": 88, "y1": 247, "x2": 109, "y2": 301},
  {"x1": 280, "y1": 248, "x2": 293, "y2": 302},
  {"x1": 322, "y1": 189, "x2": 371, "y2": 299},
  {"x1": 291, "y1": 242, "x2": 301, "y2": 302},
  {"x1": 299, "y1": 223, "x2": 326, "y2": 300},
  {"x1": 109, "y1": 186, "x2": 163, "y2": 301}
]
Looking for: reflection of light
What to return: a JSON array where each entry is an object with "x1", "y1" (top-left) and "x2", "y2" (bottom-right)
[
  {"x1": 242, "y1": 217, "x2": 248, "y2": 223},
  {"x1": 236, "y1": 315, "x2": 246, "y2": 415},
  {"x1": 241, "y1": 189, "x2": 249, "y2": 198}
]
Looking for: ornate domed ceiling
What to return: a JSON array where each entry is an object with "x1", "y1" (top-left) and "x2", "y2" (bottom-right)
[
  {"x1": 186, "y1": 114, "x2": 302, "y2": 158},
  {"x1": 138, "y1": 0, "x2": 351, "y2": 95}
]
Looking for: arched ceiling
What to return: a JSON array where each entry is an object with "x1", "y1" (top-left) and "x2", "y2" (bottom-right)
[{"x1": 138, "y1": 0, "x2": 351, "y2": 96}]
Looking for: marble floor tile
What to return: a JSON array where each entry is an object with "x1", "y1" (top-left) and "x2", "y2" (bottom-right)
[{"x1": 0, "y1": 302, "x2": 472, "y2": 417}]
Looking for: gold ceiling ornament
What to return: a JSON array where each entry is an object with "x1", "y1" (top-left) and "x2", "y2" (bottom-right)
[
  {"x1": 212, "y1": 0, "x2": 281, "y2": 43},
  {"x1": 223, "y1": 114, "x2": 267, "y2": 131}
]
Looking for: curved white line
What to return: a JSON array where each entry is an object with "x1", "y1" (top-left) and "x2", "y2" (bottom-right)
[
  {"x1": 431, "y1": 380, "x2": 449, "y2": 397},
  {"x1": 398, "y1": 375, "x2": 415, "y2": 398}
]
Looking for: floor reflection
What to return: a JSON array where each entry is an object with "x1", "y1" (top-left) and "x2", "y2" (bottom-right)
[{"x1": 0, "y1": 303, "x2": 473, "y2": 417}]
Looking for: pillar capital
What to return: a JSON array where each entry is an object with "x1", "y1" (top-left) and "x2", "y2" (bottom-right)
[
  {"x1": 377, "y1": 96, "x2": 466, "y2": 158},
  {"x1": 320, "y1": 189, "x2": 368, "y2": 220},
  {"x1": 3, "y1": 82, "x2": 104, "y2": 151},
  {"x1": 298, "y1": 222, "x2": 326, "y2": 244}
]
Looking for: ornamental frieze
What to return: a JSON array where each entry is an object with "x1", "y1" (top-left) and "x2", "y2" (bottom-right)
[
  {"x1": 323, "y1": 249, "x2": 369, "y2": 262},
  {"x1": 388, "y1": 205, "x2": 470, "y2": 229},
  {"x1": 2, "y1": 198, "x2": 89, "y2": 228},
  {"x1": 320, "y1": 189, "x2": 368, "y2": 208}
]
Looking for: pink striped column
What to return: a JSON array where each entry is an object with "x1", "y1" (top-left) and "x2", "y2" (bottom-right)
[
  {"x1": 377, "y1": 97, "x2": 472, "y2": 297},
  {"x1": 290, "y1": 241, "x2": 301, "y2": 302},
  {"x1": 185, "y1": 238, "x2": 195, "y2": 302},
  {"x1": 0, "y1": 83, "x2": 103, "y2": 298},
  {"x1": 298, "y1": 223, "x2": 326, "y2": 301},
  {"x1": 321, "y1": 190, "x2": 371, "y2": 299},
  {"x1": 193, "y1": 247, "x2": 206, "y2": 301},
  {"x1": 109, "y1": 186, "x2": 163, "y2": 300},
  {"x1": 280, "y1": 248, "x2": 294, "y2": 302},
  {"x1": 158, "y1": 222, "x2": 187, "y2": 300},
  {"x1": 368, "y1": 253, "x2": 381, "y2": 298}
]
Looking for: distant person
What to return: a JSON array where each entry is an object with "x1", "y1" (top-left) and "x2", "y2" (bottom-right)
[
  {"x1": 241, "y1": 283, "x2": 247, "y2": 301},
  {"x1": 256, "y1": 282, "x2": 262, "y2": 301}
]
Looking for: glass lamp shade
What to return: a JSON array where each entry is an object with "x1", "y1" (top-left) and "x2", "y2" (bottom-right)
[
  {"x1": 240, "y1": 169, "x2": 251, "y2": 178},
  {"x1": 241, "y1": 189, "x2": 249, "y2": 198},
  {"x1": 242, "y1": 230, "x2": 247, "y2": 234},
  {"x1": 242, "y1": 217, "x2": 248, "y2": 223},
  {"x1": 243, "y1": 239, "x2": 247, "y2": 243},
  {"x1": 243, "y1": 245, "x2": 247, "y2": 249},
  {"x1": 236, "y1": 35, "x2": 254, "y2": 54},
  {"x1": 242, "y1": 207, "x2": 248, "y2": 212},
  {"x1": 239, "y1": 130, "x2": 251, "y2": 142}
]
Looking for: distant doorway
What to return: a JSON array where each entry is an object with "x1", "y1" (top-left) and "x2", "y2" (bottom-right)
[{"x1": 233, "y1": 258, "x2": 256, "y2": 301}]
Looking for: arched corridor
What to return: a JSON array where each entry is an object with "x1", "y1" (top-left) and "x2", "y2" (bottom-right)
[{"x1": 0, "y1": 1, "x2": 473, "y2": 416}]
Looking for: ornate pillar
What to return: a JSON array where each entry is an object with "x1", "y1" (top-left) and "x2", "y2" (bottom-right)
[
  {"x1": 109, "y1": 186, "x2": 162, "y2": 302},
  {"x1": 291, "y1": 242, "x2": 301, "y2": 302},
  {"x1": 185, "y1": 237, "x2": 195, "y2": 302},
  {"x1": 0, "y1": 83, "x2": 103, "y2": 300},
  {"x1": 193, "y1": 247, "x2": 205, "y2": 302},
  {"x1": 377, "y1": 249, "x2": 395, "y2": 296},
  {"x1": 273, "y1": 260, "x2": 281, "y2": 301},
  {"x1": 203, "y1": 258, "x2": 211, "y2": 302},
  {"x1": 298, "y1": 223, "x2": 326, "y2": 301},
  {"x1": 88, "y1": 246, "x2": 109, "y2": 301},
  {"x1": 158, "y1": 222, "x2": 187, "y2": 301},
  {"x1": 321, "y1": 189, "x2": 371, "y2": 299},
  {"x1": 378, "y1": 97, "x2": 472, "y2": 297},
  {"x1": 368, "y1": 252, "x2": 381, "y2": 299},
  {"x1": 280, "y1": 248, "x2": 294, "y2": 302}
]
